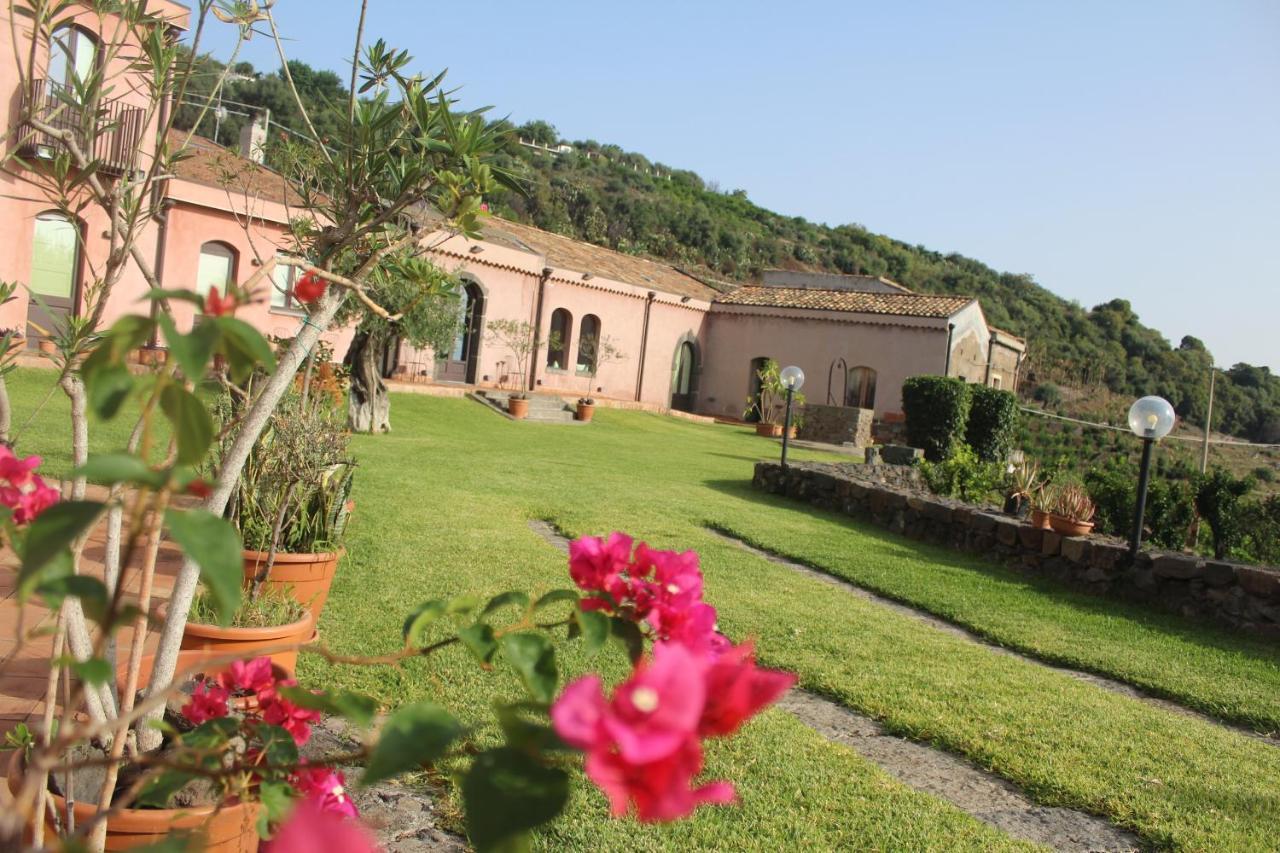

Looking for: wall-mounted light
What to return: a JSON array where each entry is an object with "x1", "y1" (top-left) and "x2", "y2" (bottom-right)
[
  {"x1": 582, "y1": 272, "x2": 593, "y2": 281},
  {"x1": 680, "y1": 296, "x2": 691, "y2": 303},
  {"x1": 469, "y1": 245, "x2": 484, "y2": 254}
]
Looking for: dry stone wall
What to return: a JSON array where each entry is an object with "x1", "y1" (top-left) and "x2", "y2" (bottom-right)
[
  {"x1": 753, "y1": 461, "x2": 1280, "y2": 641},
  {"x1": 798, "y1": 404, "x2": 874, "y2": 447}
]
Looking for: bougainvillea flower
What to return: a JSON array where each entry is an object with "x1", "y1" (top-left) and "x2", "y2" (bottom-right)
[
  {"x1": 291, "y1": 766, "x2": 359, "y2": 819},
  {"x1": 698, "y1": 641, "x2": 796, "y2": 738},
  {"x1": 185, "y1": 479, "x2": 214, "y2": 499},
  {"x1": 585, "y1": 736, "x2": 735, "y2": 822},
  {"x1": 204, "y1": 288, "x2": 238, "y2": 317},
  {"x1": 0, "y1": 447, "x2": 43, "y2": 488},
  {"x1": 261, "y1": 689, "x2": 322, "y2": 746},
  {"x1": 219, "y1": 656, "x2": 276, "y2": 696},
  {"x1": 636, "y1": 545, "x2": 703, "y2": 611},
  {"x1": 568, "y1": 531, "x2": 634, "y2": 593},
  {"x1": 181, "y1": 680, "x2": 230, "y2": 724},
  {"x1": 293, "y1": 271, "x2": 327, "y2": 304},
  {"x1": 647, "y1": 600, "x2": 719, "y2": 653},
  {"x1": 0, "y1": 475, "x2": 60, "y2": 525},
  {"x1": 603, "y1": 642, "x2": 705, "y2": 763},
  {"x1": 550, "y1": 675, "x2": 607, "y2": 750},
  {"x1": 264, "y1": 795, "x2": 378, "y2": 853}
]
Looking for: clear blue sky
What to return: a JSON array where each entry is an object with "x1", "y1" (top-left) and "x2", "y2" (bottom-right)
[{"x1": 203, "y1": 1, "x2": 1279, "y2": 371}]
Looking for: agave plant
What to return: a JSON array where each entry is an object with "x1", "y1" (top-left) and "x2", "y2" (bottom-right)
[
  {"x1": 1052, "y1": 483, "x2": 1096, "y2": 523},
  {"x1": 1007, "y1": 460, "x2": 1043, "y2": 500}
]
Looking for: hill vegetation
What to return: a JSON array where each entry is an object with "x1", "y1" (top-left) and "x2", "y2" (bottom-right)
[{"x1": 173, "y1": 58, "x2": 1279, "y2": 443}]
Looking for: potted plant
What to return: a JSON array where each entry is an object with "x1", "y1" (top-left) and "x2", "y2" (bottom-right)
[
  {"x1": 1049, "y1": 483, "x2": 1096, "y2": 536},
  {"x1": 744, "y1": 359, "x2": 805, "y2": 437},
  {"x1": 1029, "y1": 483, "x2": 1055, "y2": 529},
  {"x1": 1005, "y1": 460, "x2": 1042, "y2": 516},
  {"x1": 227, "y1": 388, "x2": 355, "y2": 624},
  {"x1": 484, "y1": 319, "x2": 562, "y2": 421},
  {"x1": 574, "y1": 333, "x2": 625, "y2": 422}
]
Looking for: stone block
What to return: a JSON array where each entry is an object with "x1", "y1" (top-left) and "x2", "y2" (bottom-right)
[
  {"x1": 1152, "y1": 553, "x2": 1205, "y2": 580},
  {"x1": 1041, "y1": 530, "x2": 1062, "y2": 557},
  {"x1": 906, "y1": 496, "x2": 928, "y2": 513},
  {"x1": 923, "y1": 500, "x2": 954, "y2": 524},
  {"x1": 1236, "y1": 566, "x2": 1280, "y2": 599},
  {"x1": 1202, "y1": 561, "x2": 1237, "y2": 588},
  {"x1": 969, "y1": 513, "x2": 998, "y2": 534},
  {"x1": 880, "y1": 445, "x2": 924, "y2": 466},
  {"x1": 1060, "y1": 536, "x2": 1091, "y2": 564},
  {"x1": 1090, "y1": 541, "x2": 1127, "y2": 572},
  {"x1": 1017, "y1": 524, "x2": 1043, "y2": 551},
  {"x1": 994, "y1": 517, "x2": 1020, "y2": 547},
  {"x1": 864, "y1": 446, "x2": 881, "y2": 465}
]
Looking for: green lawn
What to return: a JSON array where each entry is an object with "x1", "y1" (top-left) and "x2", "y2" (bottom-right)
[{"x1": 11, "y1": 370, "x2": 1280, "y2": 851}]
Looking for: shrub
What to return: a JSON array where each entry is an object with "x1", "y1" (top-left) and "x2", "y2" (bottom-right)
[
  {"x1": 1085, "y1": 462, "x2": 1199, "y2": 549},
  {"x1": 902, "y1": 375, "x2": 972, "y2": 462},
  {"x1": 966, "y1": 385, "x2": 1019, "y2": 462},
  {"x1": 1196, "y1": 468, "x2": 1255, "y2": 559},
  {"x1": 920, "y1": 443, "x2": 1004, "y2": 504},
  {"x1": 1252, "y1": 465, "x2": 1275, "y2": 484},
  {"x1": 1238, "y1": 495, "x2": 1280, "y2": 565},
  {"x1": 1032, "y1": 382, "x2": 1062, "y2": 406}
]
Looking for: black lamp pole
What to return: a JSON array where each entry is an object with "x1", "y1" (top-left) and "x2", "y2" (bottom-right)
[
  {"x1": 780, "y1": 386, "x2": 795, "y2": 471},
  {"x1": 1129, "y1": 434, "x2": 1155, "y2": 557}
]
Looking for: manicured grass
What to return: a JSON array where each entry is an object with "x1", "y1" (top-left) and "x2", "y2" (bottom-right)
[{"x1": 10, "y1": 370, "x2": 1280, "y2": 850}]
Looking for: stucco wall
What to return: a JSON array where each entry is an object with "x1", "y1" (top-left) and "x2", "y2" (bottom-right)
[{"x1": 700, "y1": 307, "x2": 949, "y2": 418}]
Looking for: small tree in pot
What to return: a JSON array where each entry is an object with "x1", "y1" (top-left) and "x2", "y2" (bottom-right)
[
  {"x1": 574, "y1": 333, "x2": 625, "y2": 421},
  {"x1": 743, "y1": 359, "x2": 804, "y2": 437},
  {"x1": 484, "y1": 319, "x2": 560, "y2": 419}
]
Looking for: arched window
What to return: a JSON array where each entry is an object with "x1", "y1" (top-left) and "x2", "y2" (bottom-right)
[
  {"x1": 30, "y1": 212, "x2": 79, "y2": 300},
  {"x1": 576, "y1": 314, "x2": 601, "y2": 374},
  {"x1": 546, "y1": 307, "x2": 571, "y2": 369},
  {"x1": 846, "y1": 366, "x2": 877, "y2": 410},
  {"x1": 50, "y1": 26, "x2": 97, "y2": 91},
  {"x1": 673, "y1": 341, "x2": 695, "y2": 395},
  {"x1": 196, "y1": 241, "x2": 237, "y2": 300}
]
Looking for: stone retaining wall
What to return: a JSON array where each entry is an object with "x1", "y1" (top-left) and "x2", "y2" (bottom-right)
[
  {"x1": 798, "y1": 404, "x2": 874, "y2": 447},
  {"x1": 753, "y1": 461, "x2": 1280, "y2": 641}
]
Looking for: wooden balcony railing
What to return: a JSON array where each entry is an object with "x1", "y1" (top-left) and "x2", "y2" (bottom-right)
[{"x1": 16, "y1": 79, "x2": 145, "y2": 175}]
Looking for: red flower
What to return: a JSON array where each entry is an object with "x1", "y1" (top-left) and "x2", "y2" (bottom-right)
[
  {"x1": 291, "y1": 766, "x2": 359, "y2": 819},
  {"x1": 293, "y1": 271, "x2": 326, "y2": 304},
  {"x1": 0, "y1": 447, "x2": 43, "y2": 488},
  {"x1": 0, "y1": 474, "x2": 60, "y2": 525},
  {"x1": 264, "y1": 795, "x2": 378, "y2": 853},
  {"x1": 697, "y1": 641, "x2": 795, "y2": 738},
  {"x1": 185, "y1": 479, "x2": 214, "y2": 499},
  {"x1": 204, "y1": 288, "x2": 238, "y2": 317},
  {"x1": 261, "y1": 686, "x2": 321, "y2": 746},
  {"x1": 585, "y1": 735, "x2": 735, "y2": 823},
  {"x1": 219, "y1": 656, "x2": 275, "y2": 696},
  {"x1": 181, "y1": 680, "x2": 230, "y2": 724}
]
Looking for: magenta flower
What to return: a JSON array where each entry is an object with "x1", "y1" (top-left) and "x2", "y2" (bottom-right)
[
  {"x1": 585, "y1": 736, "x2": 735, "y2": 822},
  {"x1": 181, "y1": 680, "x2": 230, "y2": 724},
  {"x1": 698, "y1": 641, "x2": 796, "y2": 738},
  {"x1": 220, "y1": 656, "x2": 276, "y2": 696},
  {"x1": 604, "y1": 642, "x2": 706, "y2": 763},
  {"x1": 568, "y1": 531, "x2": 633, "y2": 594},
  {"x1": 264, "y1": 795, "x2": 378, "y2": 853},
  {"x1": 261, "y1": 685, "x2": 322, "y2": 746},
  {"x1": 0, "y1": 447, "x2": 43, "y2": 488},
  {"x1": 291, "y1": 766, "x2": 359, "y2": 819}
]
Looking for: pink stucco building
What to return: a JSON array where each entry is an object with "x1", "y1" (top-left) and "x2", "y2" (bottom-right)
[{"x1": 0, "y1": 3, "x2": 1022, "y2": 427}]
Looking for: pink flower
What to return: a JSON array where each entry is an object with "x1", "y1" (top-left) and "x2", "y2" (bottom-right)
[
  {"x1": 181, "y1": 680, "x2": 230, "y2": 724},
  {"x1": 204, "y1": 288, "x2": 238, "y2": 317},
  {"x1": 636, "y1": 545, "x2": 703, "y2": 611},
  {"x1": 0, "y1": 447, "x2": 43, "y2": 488},
  {"x1": 293, "y1": 271, "x2": 326, "y2": 304},
  {"x1": 5, "y1": 476, "x2": 60, "y2": 525},
  {"x1": 220, "y1": 657, "x2": 275, "y2": 696},
  {"x1": 649, "y1": 601, "x2": 720, "y2": 653},
  {"x1": 264, "y1": 795, "x2": 379, "y2": 853},
  {"x1": 568, "y1": 532, "x2": 633, "y2": 594},
  {"x1": 698, "y1": 642, "x2": 796, "y2": 738},
  {"x1": 585, "y1": 736, "x2": 735, "y2": 822},
  {"x1": 291, "y1": 766, "x2": 358, "y2": 819},
  {"x1": 261, "y1": 686, "x2": 321, "y2": 746}
]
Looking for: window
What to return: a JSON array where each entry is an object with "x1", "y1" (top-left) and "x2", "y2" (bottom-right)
[
  {"x1": 846, "y1": 366, "x2": 877, "y2": 410},
  {"x1": 196, "y1": 242, "x2": 237, "y2": 300},
  {"x1": 547, "y1": 308, "x2": 571, "y2": 369},
  {"x1": 991, "y1": 375, "x2": 1002, "y2": 389},
  {"x1": 30, "y1": 212, "x2": 79, "y2": 299},
  {"x1": 50, "y1": 26, "x2": 97, "y2": 91},
  {"x1": 673, "y1": 341, "x2": 695, "y2": 395},
  {"x1": 270, "y1": 256, "x2": 302, "y2": 310},
  {"x1": 576, "y1": 314, "x2": 601, "y2": 373}
]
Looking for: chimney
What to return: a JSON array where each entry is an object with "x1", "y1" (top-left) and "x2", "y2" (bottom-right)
[{"x1": 239, "y1": 109, "x2": 270, "y2": 164}]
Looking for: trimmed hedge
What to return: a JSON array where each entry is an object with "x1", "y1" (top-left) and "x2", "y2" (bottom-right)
[
  {"x1": 902, "y1": 376, "x2": 971, "y2": 462},
  {"x1": 966, "y1": 385, "x2": 1019, "y2": 462}
]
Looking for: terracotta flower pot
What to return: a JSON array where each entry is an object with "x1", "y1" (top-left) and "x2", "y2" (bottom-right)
[
  {"x1": 755, "y1": 423, "x2": 783, "y2": 438},
  {"x1": 137, "y1": 347, "x2": 168, "y2": 366},
  {"x1": 1049, "y1": 514, "x2": 1094, "y2": 537},
  {"x1": 508, "y1": 397, "x2": 529, "y2": 419},
  {"x1": 6, "y1": 749, "x2": 262, "y2": 852},
  {"x1": 37, "y1": 339, "x2": 56, "y2": 355},
  {"x1": 1030, "y1": 509, "x2": 1052, "y2": 530},
  {"x1": 575, "y1": 403, "x2": 595, "y2": 422},
  {"x1": 241, "y1": 548, "x2": 344, "y2": 620},
  {"x1": 180, "y1": 611, "x2": 315, "y2": 674}
]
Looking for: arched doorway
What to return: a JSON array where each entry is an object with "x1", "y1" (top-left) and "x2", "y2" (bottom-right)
[
  {"x1": 670, "y1": 339, "x2": 698, "y2": 412},
  {"x1": 745, "y1": 356, "x2": 771, "y2": 423},
  {"x1": 438, "y1": 281, "x2": 485, "y2": 384},
  {"x1": 846, "y1": 366, "x2": 878, "y2": 410},
  {"x1": 27, "y1": 212, "x2": 81, "y2": 346}
]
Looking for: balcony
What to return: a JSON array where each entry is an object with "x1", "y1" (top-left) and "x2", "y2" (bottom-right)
[{"x1": 16, "y1": 79, "x2": 145, "y2": 175}]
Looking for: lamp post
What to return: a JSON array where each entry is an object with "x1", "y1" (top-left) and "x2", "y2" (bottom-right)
[
  {"x1": 779, "y1": 365, "x2": 805, "y2": 470},
  {"x1": 1127, "y1": 395, "x2": 1176, "y2": 557}
]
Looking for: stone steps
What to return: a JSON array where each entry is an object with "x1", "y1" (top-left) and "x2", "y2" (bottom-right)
[{"x1": 469, "y1": 391, "x2": 584, "y2": 425}]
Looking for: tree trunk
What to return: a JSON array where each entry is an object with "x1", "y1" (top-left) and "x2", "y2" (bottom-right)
[
  {"x1": 345, "y1": 329, "x2": 391, "y2": 433},
  {"x1": 137, "y1": 289, "x2": 348, "y2": 752},
  {"x1": 0, "y1": 373, "x2": 11, "y2": 443}
]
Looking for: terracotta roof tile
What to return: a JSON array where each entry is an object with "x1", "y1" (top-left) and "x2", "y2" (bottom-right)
[
  {"x1": 713, "y1": 286, "x2": 973, "y2": 318},
  {"x1": 479, "y1": 218, "x2": 720, "y2": 301},
  {"x1": 168, "y1": 132, "x2": 302, "y2": 207}
]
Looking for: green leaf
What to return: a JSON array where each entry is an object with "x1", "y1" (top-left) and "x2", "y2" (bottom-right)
[
  {"x1": 33, "y1": 572, "x2": 107, "y2": 617},
  {"x1": 137, "y1": 770, "x2": 199, "y2": 808},
  {"x1": 215, "y1": 316, "x2": 275, "y2": 381},
  {"x1": 462, "y1": 747, "x2": 569, "y2": 852},
  {"x1": 73, "y1": 453, "x2": 167, "y2": 488},
  {"x1": 500, "y1": 633, "x2": 558, "y2": 703},
  {"x1": 533, "y1": 589, "x2": 579, "y2": 611},
  {"x1": 257, "y1": 780, "x2": 295, "y2": 838},
  {"x1": 447, "y1": 593, "x2": 481, "y2": 616},
  {"x1": 140, "y1": 288, "x2": 206, "y2": 306},
  {"x1": 164, "y1": 508, "x2": 242, "y2": 626},
  {"x1": 575, "y1": 609, "x2": 609, "y2": 655},
  {"x1": 362, "y1": 702, "x2": 464, "y2": 786},
  {"x1": 277, "y1": 686, "x2": 378, "y2": 728},
  {"x1": 160, "y1": 384, "x2": 214, "y2": 465},
  {"x1": 159, "y1": 313, "x2": 220, "y2": 382},
  {"x1": 610, "y1": 616, "x2": 645, "y2": 665},
  {"x1": 68, "y1": 657, "x2": 111, "y2": 686},
  {"x1": 495, "y1": 704, "x2": 569, "y2": 754},
  {"x1": 458, "y1": 622, "x2": 498, "y2": 664},
  {"x1": 257, "y1": 723, "x2": 299, "y2": 771},
  {"x1": 482, "y1": 591, "x2": 529, "y2": 618},
  {"x1": 403, "y1": 599, "x2": 447, "y2": 646},
  {"x1": 18, "y1": 501, "x2": 103, "y2": 593},
  {"x1": 182, "y1": 716, "x2": 239, "y2": 749},
  {"x1": 83, "y1": 362, "x2": 135, "y2": 420}
]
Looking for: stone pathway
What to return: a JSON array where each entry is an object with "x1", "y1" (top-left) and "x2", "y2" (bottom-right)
[{"x1": 526, "y1": 520, "x2": 1142, "y2": 851}]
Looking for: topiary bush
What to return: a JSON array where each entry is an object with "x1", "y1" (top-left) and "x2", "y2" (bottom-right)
[
  {"x1": 1084, "y1": 462, "x2": 1199, "y2": 549},
  {"x1": 902, "y1": 375, "x2": 972, "y2": 462},
  {"x1": 966, "y1": 385, "x2": 1019, "y2": 462}
]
